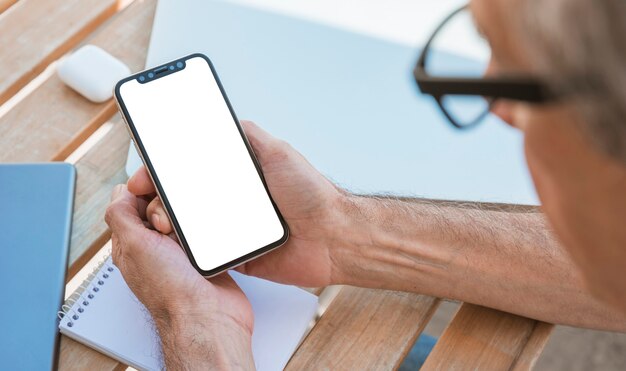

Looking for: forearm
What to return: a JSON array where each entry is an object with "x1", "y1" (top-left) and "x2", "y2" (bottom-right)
[
  {"x1": 153, "y1": 309, "x2": 255, "y2": 370},
  {"x1": 330, "y1": 194, "x2": 626, "y2": 331}
]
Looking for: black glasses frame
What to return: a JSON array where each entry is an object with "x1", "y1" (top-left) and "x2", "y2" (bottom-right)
[{"x1": 413, "y1": 5, "x2": 556, "y2": 129}]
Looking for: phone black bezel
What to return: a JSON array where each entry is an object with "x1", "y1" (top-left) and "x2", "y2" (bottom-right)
[{"x1": 114, "y1": 53, "x2": 289, "y2": 277}]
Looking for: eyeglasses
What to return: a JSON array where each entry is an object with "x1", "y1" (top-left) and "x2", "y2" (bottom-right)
[{"x1": 413, "y1": 5, "x2": 556, "y2": 129}]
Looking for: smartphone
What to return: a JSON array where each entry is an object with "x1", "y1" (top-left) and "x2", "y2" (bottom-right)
[{"x1": 114, "y1": 53, "x2": 288, "y2": 276}]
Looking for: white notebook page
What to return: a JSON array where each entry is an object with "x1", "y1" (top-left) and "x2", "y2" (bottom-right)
[{"x1": 59, "y1": 257, "x2": 318, "y2": 370}]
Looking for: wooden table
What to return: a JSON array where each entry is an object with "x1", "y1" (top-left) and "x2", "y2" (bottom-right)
[{"x1": 0, "y1": 0, "x2": 553, "y2": 369}]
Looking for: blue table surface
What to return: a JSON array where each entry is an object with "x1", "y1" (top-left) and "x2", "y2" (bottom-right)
[{"x1": 146, "y1": 0, "x2": 537, "y2": 205}]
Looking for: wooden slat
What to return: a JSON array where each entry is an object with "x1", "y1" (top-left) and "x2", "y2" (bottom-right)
[
  {"x1": 0, "y1": 0, "x2": 155, "y2": 278},
  {"x1": 0, "y1": 0, "x2": 119, "y2": 106},
  {"x1": 2, "y1": 5, "x2": 153, "y2": 368},
  {"x1": 58, "y1": 337, "x2": 125, "y2": 371},
  {"x1": 286, "y1": 286, "x2": 439, "y2": 370},
  {"x1": 0, "y1": 0, "x2": 16, "y2": 14},
  {"x1": 58, "y1": 120, "x2": 130, "y2": 371},
  {"x1": 421, "y1": 303, "x2": 554, "y2": 370},
  {"x1": 68, "y1": 119, "x2": 130, "y2": 277},
  {"x1": 511, "y1": 321, "x2": 554, "y2": 370},
  {"x1": 0, "y1": 0, "x2": 155, "y2": 164}
]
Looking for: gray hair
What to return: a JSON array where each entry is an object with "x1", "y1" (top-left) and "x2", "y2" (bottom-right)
[{"x1": 521, "y1": 0, "x2": 626, "y2": 163}]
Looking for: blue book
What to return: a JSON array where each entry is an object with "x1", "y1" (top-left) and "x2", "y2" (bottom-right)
[{"x1": 0, "y1": 163, "x2": 75, "y2": 370}]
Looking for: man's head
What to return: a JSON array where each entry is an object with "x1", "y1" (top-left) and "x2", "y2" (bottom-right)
[{"x1": 470, "y1": 0, "x2": 626, "y2": 310}]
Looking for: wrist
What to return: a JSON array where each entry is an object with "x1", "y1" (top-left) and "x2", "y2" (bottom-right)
[
  {"x1": 327, "y1": 192, "x2": 380, "y2": 286},
  {"x1": 153, "y1": 302, "x2": 254, "y2": 370},
  {"x1": 328, "y1": 193, "x2": 443, "y2": 290}
]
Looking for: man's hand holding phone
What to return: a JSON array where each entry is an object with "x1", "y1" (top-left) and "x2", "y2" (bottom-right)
[
  {"x1": 105, "y1": 185, "x2": 255, "y2": 370},
  {"x1": 126, "y1": 120, "x2": 347, "y2": 288},
  {"x1": 107, "y1": 120, "x2": 349, "y2": 368}
]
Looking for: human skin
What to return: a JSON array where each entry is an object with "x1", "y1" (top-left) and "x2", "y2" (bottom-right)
[
  {"x1": 106, "y1": 186, "x2": 255, "y2": 370},
  {"x1": 471, "y1": 0, "x2": 626, "y2": 312},
  {"x1": 105, "y1": 0, "x2": 626, "y2": 368}
]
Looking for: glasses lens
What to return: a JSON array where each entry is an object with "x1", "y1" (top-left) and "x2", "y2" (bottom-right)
[
  {"x1": 425, "y1": 8, "x2": 491, "y2": 78},
  {"x1": 424, "y1": 7, "x2": 492, "y2": 127},
  {"x1": 440, "y1": 95, "x2": 491, "y2": 128}
]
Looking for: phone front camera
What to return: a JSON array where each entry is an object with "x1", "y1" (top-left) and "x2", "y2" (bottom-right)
[
  {"x1": 176, "y1": 61, "x2": 184, "y2": 69},
  {"x1": 169, "y1": 65, "x2": 175, "y2": 71},
  {"x1": 138, "y1": 75, "x2": 146, "y2": 82},
  {"x1": 148, "y1": 72, "x2": 155, "y2": 78}
]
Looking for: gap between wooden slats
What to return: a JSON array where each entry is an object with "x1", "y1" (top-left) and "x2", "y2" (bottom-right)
[
  {"x1": 0, "y1": 0, "x2": 119, "y2": 106},
  {"x1": 0, "y1": 0, "x2": 152, "y2": 165},
  {"x1": 421, "y1": 303, "x2": 554, "y2": 370},
  {"x1": 63, "y1": 0, "x2": 156, "y2": 277},
  {"x1": 0, "y1": 0, "x2": 156, "y2": 282},
  {"x1": 286, "y1": 286, "x2": 439, "y2": 370}
]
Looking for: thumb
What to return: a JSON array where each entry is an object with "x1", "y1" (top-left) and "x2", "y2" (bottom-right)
[
  {"x1": 128, "y1": 166, "x2": 156, "y2": 196},
  {"x1": 105, "y1": 184, "x2": 146, "y2": 238},
  {"x1": 240, "y1": 120, "x2": 282, "y2": 162},
  {"x1": 106, "y1": 184, "x2": 163, "y2": 270}
]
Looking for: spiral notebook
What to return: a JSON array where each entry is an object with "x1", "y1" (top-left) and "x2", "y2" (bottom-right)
[{"x1": 59, "y1": 256, "x2": 318, "y2": 370}]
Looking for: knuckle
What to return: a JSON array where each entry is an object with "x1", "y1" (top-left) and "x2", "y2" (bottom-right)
[
  {"x1": 147, "y1": 199, "x2": 166, "y2": 223},
  {"x1": 116, "y1": 234, "x2": 141, "y2": 264},
  {"x1": 145, "y1": 200, "x2": 156, "y2": 215},
  {"x1": 148, "y1": 197, "x2": 162, "y2": 211},
  {"x1": 111, "y1": 235, "x2": 123, "y2": 265},
  {"x1": 125, "y1": 232, "x2": 143, "y2": 252},
  {"x1": 104, "y1": 203, "x2": 118, "y2": 227}
]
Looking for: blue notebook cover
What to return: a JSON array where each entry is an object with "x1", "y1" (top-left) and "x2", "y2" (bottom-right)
[{"x1": 0, "y1": 163, "x2": 75, "y2": 370}]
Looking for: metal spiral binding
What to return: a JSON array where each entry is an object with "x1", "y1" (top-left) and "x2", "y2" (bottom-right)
[{"x1": 57, "y1": 254, "x2": 116, "y2": 328}]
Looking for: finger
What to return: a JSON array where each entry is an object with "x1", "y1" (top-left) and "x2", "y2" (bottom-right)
[
  {"x1": 104, "y1": 184, "x2": 168, "y2": 271},
  {"x1": 104, "y1": 184, "x2": 143, "y2": 269},
  {"x1": 105, "y1": 185, "x2": 155, "y2": 247},
  {"x1": 136, "y1": 195, "x2": 150, "y2": 221},
  {"x1": 128, "y1": 166, "x2": 156, "y2": 196},
  {"x1": 146, "y1": 197, "x2": 173, "y2": 234}
]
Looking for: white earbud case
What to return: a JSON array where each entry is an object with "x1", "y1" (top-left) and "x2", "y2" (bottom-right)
[{"x1": 57, "y1": 45, "x2": 131, "y2": 103}]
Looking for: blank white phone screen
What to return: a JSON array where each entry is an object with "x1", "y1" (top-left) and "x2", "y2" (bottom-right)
[{"x1": 118, "y1": 56, "x2": 285, "y2": 272}]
